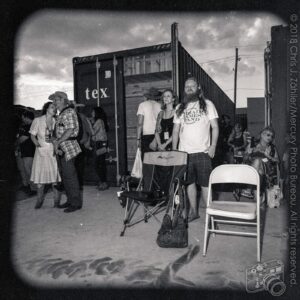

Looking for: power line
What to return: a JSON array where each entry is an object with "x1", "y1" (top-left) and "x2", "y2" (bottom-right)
[
  {"x1": 240, "y1": 57, "x2": 263, "y2": 60},
  {"x1": 240, "y1": 54, "x2": 262, "y2": 57},
  {"x1": 199, "y1": 56, "x2": 236, "y2": 65},
  {"x1": 225, "y1": 88, "x2": 264, "y2": 91},
  {"x1": 240, "y1": 56, "x2": 263, "y2": 59},
  {"x1": 194, "y1": 48, "x2": 230, "y2": 56},
  {"x1": 199, "y1": 54, "x2": 262, "y2": 65},
  {"x1": 201, "y1": 59, "x2": 236, "y2": 66},
  {"x1": 237, "y1": 44, "x2": 265, "y2": 48}
]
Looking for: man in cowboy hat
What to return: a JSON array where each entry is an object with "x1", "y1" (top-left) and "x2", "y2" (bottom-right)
[
  {"x1": 136, "y1": 87, "x2": 162, "y2": 159},
  {"x1": 68, "y1": 100, "x2": 93, "y2": 190},
  {"x1": 49, "y1": 91, "x2": 82, "y2": 213}
]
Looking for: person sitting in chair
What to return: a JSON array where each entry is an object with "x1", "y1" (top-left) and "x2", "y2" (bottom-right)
[
  {"x1": 226, "y1": 122, "x2": 248, "y2": 164},
  {"x1": 241, "y1": 126, "x2": 279, "y2": 198}
]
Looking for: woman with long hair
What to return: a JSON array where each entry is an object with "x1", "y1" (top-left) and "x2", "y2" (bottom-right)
[
  {"x1": 30, "y1": 101, "x2": 61, "y2": 208},
  {"x1": 155, "y1": 89, "x2": 177, "y2": 151},
  {"x1": 91, "y1": 106, "x2": 109, "y2": 191}
]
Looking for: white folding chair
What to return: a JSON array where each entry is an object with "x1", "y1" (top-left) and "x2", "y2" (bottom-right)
[{"x1": 203, "y1": 164, "x2": 262, "y2": 262}]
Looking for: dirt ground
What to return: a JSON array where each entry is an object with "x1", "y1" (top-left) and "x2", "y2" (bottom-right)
[{"x1": 10, "y1": 186, "x2": 288, "y2": 295}]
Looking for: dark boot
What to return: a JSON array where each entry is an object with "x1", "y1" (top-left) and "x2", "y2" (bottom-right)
[
  {"x1": 98, "y1": 182, "x2": 109, "y2": 191},
  {"x1": 53, "y1": 185, "x2": 61, "y2": 208},
  {"x1": 97, "y1": 181, "x2": 103, "y2": 190},
  {"x1": 35, "y1": 186, "x2": 44, "y2": 209}
]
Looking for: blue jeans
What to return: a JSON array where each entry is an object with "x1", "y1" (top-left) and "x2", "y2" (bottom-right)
[{"x1": 58, "y1": 156, "x2": 82, "y2": 208}]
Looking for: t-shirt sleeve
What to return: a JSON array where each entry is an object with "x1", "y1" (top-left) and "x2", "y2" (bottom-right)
[
  {"x1": 136, "y1": 102, "x2": 144, "y2": 116},
  {"x1": 207, "y1": 100, "x2": 219, "y2": 120},
  {"x1": 29, "y1": 118, "x2": 39, "y2": 135},
  {"x1": 173, "y1": 104, "x2": 181, "y2": 124}
]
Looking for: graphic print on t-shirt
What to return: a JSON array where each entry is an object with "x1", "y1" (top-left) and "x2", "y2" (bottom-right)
[{"x1": 183, "y1": 103, "x2": 205, "y2": 124}]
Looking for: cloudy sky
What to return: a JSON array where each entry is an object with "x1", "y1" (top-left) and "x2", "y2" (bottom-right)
[{"x1": 14, "y1": 10, "x2": 285, "y2": 109}]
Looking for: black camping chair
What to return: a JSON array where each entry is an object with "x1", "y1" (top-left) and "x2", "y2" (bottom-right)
[{"x1": 118, "y1": 151, "x2": 188, "y2": 236}]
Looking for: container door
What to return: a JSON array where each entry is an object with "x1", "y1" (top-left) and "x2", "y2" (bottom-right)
[{"x1": 73, "y1": 57, "x2": 126, "y2": 186}]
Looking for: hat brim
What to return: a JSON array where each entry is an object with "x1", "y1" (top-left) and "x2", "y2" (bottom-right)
[
  {"x1": 48, "y1": 92, "x2": 71, "y2": 101},
  {"x1": 48, "y1": 94, "x2": 55, "y2": 101}
]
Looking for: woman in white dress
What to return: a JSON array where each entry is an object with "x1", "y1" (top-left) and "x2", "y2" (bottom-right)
[{"x1": 30, "y1": 102, "x2": 61, "y2": 209}]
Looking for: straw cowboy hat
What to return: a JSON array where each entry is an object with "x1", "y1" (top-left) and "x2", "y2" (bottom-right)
[
  {"x1": 48, "y1": 91, "x2": 70, "y2": 101},
  {"x1": 143, "y1": 87, "x2": 162, "y2": 100},
  {"x1": 48, "y1": 91, "x2": 85, "y2": 107}
]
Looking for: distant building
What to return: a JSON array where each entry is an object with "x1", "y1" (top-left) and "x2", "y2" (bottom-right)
[
  {"x1": 247, "y1": 97, "x2": 265, "y2": 139},
  {"x1": 236, "y1": 107, "x2": 247, "y2": 130}
]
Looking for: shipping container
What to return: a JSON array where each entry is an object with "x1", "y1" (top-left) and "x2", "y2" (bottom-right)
[
  {"x1": 264, "y1": 25, "x2": 289, "y2": 158},
  {"x1": 73, "y1": 25, "x2": 234, "y2": 186}
]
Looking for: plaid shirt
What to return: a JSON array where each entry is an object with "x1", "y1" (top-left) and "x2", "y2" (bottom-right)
[{"x1": 55, "y1": 106, "x2": 81, "y2": 161}]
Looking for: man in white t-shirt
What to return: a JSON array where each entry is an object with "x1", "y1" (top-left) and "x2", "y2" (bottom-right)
[
  {"x1": 172, "y1": 77, "x2": 219, "y2": 222},
  {"x1": 136, "y1": 87, "x2": 162, "y2": 159}
]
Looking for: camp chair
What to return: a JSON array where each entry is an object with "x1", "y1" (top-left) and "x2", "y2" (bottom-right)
[
  {"x1": 203, "y1": 164, "x2": 262, "y2": 262},
  {"x1": 118, "y1": 151, "x2": 188, "y2": 237},
  {"x1": 233, "y1": 155, "x2": 281, "y2": 203}
]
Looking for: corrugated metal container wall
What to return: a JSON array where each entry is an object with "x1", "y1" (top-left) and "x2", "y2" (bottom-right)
[
  {"x1": 122, "y1": 46, "x2": 173, "y2": 171},
  {"x1": 73, "y1": 42, "x2": 235, "y2": 181},
  {"x1": 124, "y1": 76, "x2": 172, "y2": 171},
  {"x1": 73, "y1": 56, "x2": 127, "y2": 186},
  {"x1": 270, "y1": 25, "x2": 289, "y2": 158},
  {"x1": 178, "y1": 43, "x2": 235, "y2": 120}
]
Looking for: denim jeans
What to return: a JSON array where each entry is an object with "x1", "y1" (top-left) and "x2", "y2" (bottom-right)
[
  {"x1": 75, "y1": 149, "x2": 86, "y2": 190},
  {"x1": 58, "y1": 156, "x2": 82, "y2": 208},
  {"x1": 95, "y1": 153, "x2": 107, "y2": 183}
]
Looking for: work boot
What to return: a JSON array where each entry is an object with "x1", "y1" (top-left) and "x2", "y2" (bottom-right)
[
  {"x1": 53, "y1": 186, "x2": 61, "y2": 208},
  {"x1": 34, "y1": 186, "x2": 44, "y2": 209}
]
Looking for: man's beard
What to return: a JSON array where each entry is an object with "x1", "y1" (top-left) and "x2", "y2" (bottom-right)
[{"x1": 183, "y1": 91, "x2": 199, "y2": 104}]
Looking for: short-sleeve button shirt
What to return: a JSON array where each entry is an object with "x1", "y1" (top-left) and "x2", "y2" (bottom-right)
[{"x1": 55, "y1": 107, "x2": 81, "y2": 161}]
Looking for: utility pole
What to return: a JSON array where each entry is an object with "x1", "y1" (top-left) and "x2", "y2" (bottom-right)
[
  {"x1": 264, "y1": 42, "x2": 271, "y2": 126},
  {"x1": 233, "y1": 47, "x2": 238, "y2": 123},
  {"x1": 171, "y1": 23, "x2": 179, "y2": 99},
  {"x1": 96, "y1": 58, "x2": 101, "y2": 107}
]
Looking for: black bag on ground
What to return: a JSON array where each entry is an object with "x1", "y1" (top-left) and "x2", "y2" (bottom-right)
[
  {"x1": 156, "y1": 188, "x2": 188, "y2": 248},
  {"x1": 156, "y1": 213, "x2": 188, "y2": 248}
]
